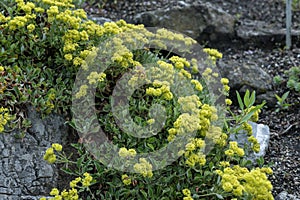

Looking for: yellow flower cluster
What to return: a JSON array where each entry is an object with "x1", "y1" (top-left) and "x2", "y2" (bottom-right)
[
  {"x1": 0, "y1": 13, "x2": 11, "y2": 23},
  {"x1": 242, "y1": 122, "x2": 253, "y2": 136},
  {"x1": 178, "y1": 69, "x2": 192, "y2": 79},
  {"x1": 155, "y1": 28, "x2": 196, "y2": 46},
  {"x1": 147, "y1": 118, "x2": 155, "y2": 125},
  {"x1": 87, "y1": 72, "x2": 106, "y2": 85},
  {"x1": 43, "y1": 143, "x2": 62, "y2": 164},
  {"x1": 146, "y1": 82, "x2": 173, "y2": 101},
  {"x1": 121, "y1": 174, "x2": 132, "y2": 185},
  {"x1": 221, "y1": 78, "x2": 230, "y2": 93},
  {"x1": 27, "y1": 24, "x2": 35, "y2": 33},
  {"x1": 75, "y1": 85, "x2": 88, "y2": 99},
  {"x1": 118, "y1": 147, "x2": 137, "y2": 158},
  {"x1": 17, "y1": 0, "x2": 36, "y2": 14},
  {"x1": 109, "y1": 38, "x2": 138, "y2": 68},
  {"x1": 202, "y1": 67, "x2": 219, "y2": 82},
  {"x1": 199, "y1": 104, "x2": 218, "y2": 134},
  {"x1": 225, "y1": 98, "x2": 232, "y2": 105},
  {"x1": 203, "y1": 48, "x2": 223, "y2": 64},
  {"x1": 56, "y1": 10, "x2": 83, "y2": 29},
  {"x1": 190, "y1": 79, "x2": 203, "y2": 92},
  {"x1": 225, "y1": 141, "x2": 245, "y2": 157},
  {"x1": 41, "y1": 172, "x2": 93, "y2": 199},
  {"x1": 173, "y1": 113, "x2": 201, "y2": 136},
  {"x1": 133, "y1": 158, "x2": 153, "y2": 178},
  {"x1": 82, "y1": 172, "x2": 93, "y2": 187},
  {"x1": 183, "y1": 138, "x2": 206, "y2": 167},
  {"x1": 40, "y1": 187, "x2": 79, "y2": 200},
  {"x1": 216, "y1": 165, "x2": 273, "y2": 199},
  {"x1": 248, "y1": 135, "x2": 260, "y2": 153},
  {"x1": 169, "y1": 56, "x2": 190, "y2": 70},
  {"x1": 182, "y1": 189, "x2": 194, "y2": 200},
  {"x1": 42, "y1": 0, "x2": 74, "y2": 8},
  {"x1": 70, "y1": 172, "x2": 93, "y2": 188},
  {"x1": 245, "y1": 106, "x2": 261, "y2": 122},
  {"x1": 206, "y1": 125, "x2": 228, "y2": 147},
  {"x1": 153, "y1": 61, "x2": 175, "y2": 83},
  {"x1": 0, "y1": 107, "x2": 13, "y2": 133},
  {"x1": 8, "y1": 16, "x2": 28, "y2": 31},
  {"x1": 178, "y1": 95, "x2": 202, "y2": 114}
]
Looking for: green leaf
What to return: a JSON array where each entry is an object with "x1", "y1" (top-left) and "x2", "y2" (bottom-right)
[
  {"x1": 244, "y1": 90, "x2": 250, "y2": 107},
  {"x1": 216, "y1": 193, "x2": 224, "y2": 199},
  {"x1": 249, "y1": 90, "x2": 256, "y2": 107},
  {"x1": 140, "y1": 190, "x2": 148, "y2": 198},
  {"x1": 281, "y1": 91, "x2": 289, "y2": 101},
  {"x1": 236, "y1": 91, "x2": 244, "y2": 110}
]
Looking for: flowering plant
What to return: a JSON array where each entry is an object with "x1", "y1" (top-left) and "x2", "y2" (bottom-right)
[{"x1": 1, "y1": 0, "x2": 273, "y2": 199}]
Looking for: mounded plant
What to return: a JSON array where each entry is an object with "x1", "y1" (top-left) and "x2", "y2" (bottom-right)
[{"x1": 1, "y1": 0, "x2": 273, "y2": 200}]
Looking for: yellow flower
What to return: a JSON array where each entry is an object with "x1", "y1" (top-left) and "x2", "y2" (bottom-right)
[
  {"x1": 219, "y1": 161, "x2": 230, "y2": 167},
  {"x1": 221, "y1": 78, "x2": 229, "y2": 85},
  {"x1": 27, "y1": 24, "x2": 35, "y2": 33},
  {"x1": 191, "y1": 79, "x2": 203, "y2": 91},
  {"x1": 182, "y1": 189, "x2": 191, "y2": 196},
  {"x1": 50, "y1": 188, "x2": 60, "y2": 196},
  {"x1": 225, "y1": 149, "x2": 234, "y2": 157},
  {"x1": 134, "y1": 158, "x2": 153, "y2": 178},
  {"x1": 64, "y1": 54, "x2": 73, "y2": 61},
  {"x1": 82, "y1": 172, "x2": 93, "y2": 187},
  {"x1": 70, "y1": 177, "x2": 81, "y2": 188},
  {"x1": 185, "y1": 143, "x2": 196, "y2": 151},
  {"x1": 183, "y1": 197, "x2": 194, "y2": 200},
  {"x1": 225, "y1": 98, "x2": 232, "y2": 105},
  {"x1": 222, "y1": 182, "x2": 233, "y2": 192},
  {"x1": 75, "y1": 85, "x2": 88, "y2": 99},
  {"x1": 121, "y1": 174, "x2": 131, "y2": 185},
  {"x1": 52, "y1": 143, "x2": 62, "y2": 151},
  {"x1": 118, "y1": 147, "x2": 128, "y2": 157}
]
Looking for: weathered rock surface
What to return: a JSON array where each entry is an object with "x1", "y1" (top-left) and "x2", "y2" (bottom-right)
[
  {"x1": 230, "y1": 122, "x2": 270, "y2": 162},
  {"x1": 132, "y1": 1, "x2": 236, "y2": 40},
  {"x1": 217, "y1": 59, "x2": 273, "y2": 93},
  {"x1": 0, "y1": 106, "x2": 68, "y2": 200},
  {"x1": 237, "y1": 19, "x2": 300, "y2": 39},
  {"x1": 275, "y1": 191, "x2": 300, "y2": 200}
]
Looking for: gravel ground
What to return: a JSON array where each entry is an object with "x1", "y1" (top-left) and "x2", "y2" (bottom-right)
[{"x1": 82, "y1": 0, "x2": 300, "y2": 197}]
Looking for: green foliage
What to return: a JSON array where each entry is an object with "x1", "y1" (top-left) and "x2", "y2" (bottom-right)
[
  {"x1": 292, "y1": 0, "x2": 300, "y2": 10},
  {"x1": 1, "y1": 0, "x2": 274, "y2": 199},
  {"x1": 273, "y1": 75, "x2": 284, "y2": 85},
  {"x1": 285, "y1": 66, "x2": 300, "y2": 92},
  {"x1": 274, "y1": 91, "x2": 291, "y2": 112}
]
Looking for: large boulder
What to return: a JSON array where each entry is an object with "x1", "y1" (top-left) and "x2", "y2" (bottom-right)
[
  {"x1": 218, "y1": 59, "x2": 273, "y2": 93},
  {"x1": 0, "y1": 106, "x2": 68, "y2": 200},
  {"x1": 132, "y1": 1, "x2": 236, "y2": 40}
]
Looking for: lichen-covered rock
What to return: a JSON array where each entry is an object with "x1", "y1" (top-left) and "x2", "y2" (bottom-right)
[
  {"x1": 218, "y1": 59, "x2": 273, "y2": 93},
  {"x1": 0, "y1": 106, "x2": 68, "y2": 199},
  {"x1": 133, "y1": 1, "x2": 236, "y2": 40}
]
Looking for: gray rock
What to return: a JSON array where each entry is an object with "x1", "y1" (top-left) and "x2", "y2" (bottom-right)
[
  {"x1": 230, "y1": 122, "x2": 270, "y2": 162},
  {"x1": 218, "y1": 60, "x2": 273, "y2": 94},
  {"x1": 275, "y1": 191, "x2": 300, "y2": 200},
  {"x1": 89, "y1": 15, "x2": 112, "y2": 24},
  {"x1": 0, "y1": 106, "x2": 68, "y2": 199},
  {"x1": 237, "y1": 19, "x2": 300, "y2": 40},
  {"x1": 132, "y1": 1, "x2": 236, "y2": 40}
]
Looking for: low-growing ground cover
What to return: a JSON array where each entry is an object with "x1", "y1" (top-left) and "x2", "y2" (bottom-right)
[{"x1": 1, "y1": 0, "x2": 298, "y2": 199}]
